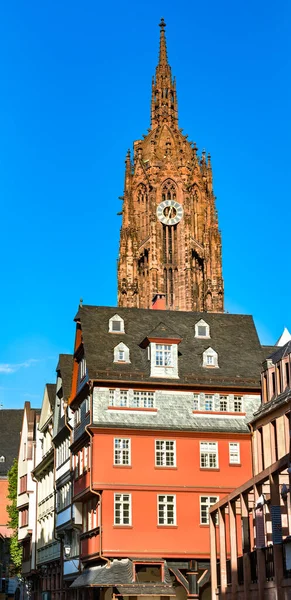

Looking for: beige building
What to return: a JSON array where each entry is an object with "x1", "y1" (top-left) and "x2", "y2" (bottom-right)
[{"x1": 210, "y1": 337, "x2": 291, "y2": 600}]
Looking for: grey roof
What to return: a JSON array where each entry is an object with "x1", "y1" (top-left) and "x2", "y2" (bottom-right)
[
  {"x1": 71, "y1": 559, "x2": 133, "y2": 588},
  {"x1": 0, "y1": 410, "x2": 23, "y2": 475},
  {"x1": 251, "y1": 387, "x2": 291, "y2": 422},
  {"x1": 75, "y1": 305, "x2": 266, "y2": 389},
  {"x1": 47, "y1": 384, "x2": 56, "y2": 409},
  {"x1": 267, "y1": 341, "x2": 291, "y2": 365},
  {"x1": 57, "y1": 354, "x2": 73, "y2": 400},
  {"x1": 70, "y1": 559, "x2": 174, "y2": 593}
]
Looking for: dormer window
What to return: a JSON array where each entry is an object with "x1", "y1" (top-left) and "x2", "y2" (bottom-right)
[
  {"x1": 109, "y1": 314, "x2": 125, "y2": 334},
  {"x1": 195, "y1": 319, "x2": 210, "y2": 338},
  {"x1": 155, "y1": 344, "x2": 172, "y2": 367},
  {"x1": 79, "y1": 357, "x2": 87, "y2": 381},
  {"x1": 0, "y1": 456, "x2": 5, "y2": 463},
  {"x1": 114, "y1": 342, "x2": 130, "y2": 364},
  {"x1": 203, "y1": 347, "x2": 219, "y2": 368}
]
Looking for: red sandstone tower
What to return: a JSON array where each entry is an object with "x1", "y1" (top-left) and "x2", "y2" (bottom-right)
[{"x1": 118, "y1": 19, "x2": 224, "y2": 312}]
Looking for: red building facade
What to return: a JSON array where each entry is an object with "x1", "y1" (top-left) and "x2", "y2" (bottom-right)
[{"x1": 68, "y1": 305, "x2": 269, "y2": 599}]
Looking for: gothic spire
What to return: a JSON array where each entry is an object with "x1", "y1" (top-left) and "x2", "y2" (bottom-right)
[
  {"x1": 158, "y1": 18, "x2": 168, "y2": 66},
  {"x1": 151, "y1": 19, "x2": 178, "y2": 129}
]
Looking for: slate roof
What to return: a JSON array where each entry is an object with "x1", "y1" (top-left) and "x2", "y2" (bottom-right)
[
  {"x1": 57, "y1": 354, "x2": 73, "y2": 400},
  {"x1": 70, "y1": 559, "x2": 175, "y2": 594},
  {"x1": 267, "y1": 341, "x2": 291, "y2": 365},
  {"x1": 0, "y1": 410, "x2": 24, "y2": 475},
  {"x1": 251, "y1": 387, "x2": 291, "y2": 422},
  {"x1": 47, "y1": 384, "x2": 56, "y2": 409},
  {"x1": 75, "y1": 305, "x2": 267, "y2": 389}
]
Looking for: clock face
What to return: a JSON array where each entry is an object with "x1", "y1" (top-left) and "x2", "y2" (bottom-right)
[{"x1": 157, "y1": 200, "x2": 184, "y2": 226}]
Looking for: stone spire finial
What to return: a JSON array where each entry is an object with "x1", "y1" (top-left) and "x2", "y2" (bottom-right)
[{"x1": 158, "y1": 18, "x2": 168, "y2": 66}]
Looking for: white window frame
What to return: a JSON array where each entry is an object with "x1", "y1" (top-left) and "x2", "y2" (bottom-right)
[
  {"x1": 229, "y1": 442, "x2": 240, "y2": 464},
  {"x1": 233, "y1": 396, "x2": 243, "y2": 413},
  {"x1": 114, "y1": 438, "x2": 131, "y2": 466},
  {"x1": 79, "y1": 357, "x2": 87, "y2": 380},
  {"x1": 155, "y1": 344, "x2": 172, "y2": 367},
  {"x1": 133, "y1": 390, "x2": 154, "y2": 408},
  {"x1": 195, "y1": 319, "x2": 210, "y2": 339},
  {"x1": 109, "y1": 314, "x2": 125, "y2": 334},
  {"x1": 200, "y1": 441, "x2": 218, "y2": 469},
  {"x1": 204, "y1": 394, "x2": 214, "y2": 411},
  {"x1": 219, "y1": 395, "x2": 228, "y2": 412},
  {"x1": 155, "y1": 440, "x2": 176, "y2": 467},
  {"x1": 114, "y1": 493, "x2": 131, "y2": 525},
  {"x1": 200, "y1": 496, "x2": 219, "y2": 525},
  {"x1": 85, "y1": 396, "x2": 90, "y2": 413},
  {"x1": 113, "y1": 343, "x2": 130, "y2": 364},
  {"x1": 193, "y1": 394, "x2": 200, "y2": 411},
  {"x1": 157, "y1": 494, "x2": 176, "y2": 525},
  {"x1": 203, "y1": 347, "x2": 219, "y2": 368}
]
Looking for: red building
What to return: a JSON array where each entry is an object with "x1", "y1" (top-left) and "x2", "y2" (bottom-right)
[{"x1": 68, "y1": 305, "x2": 270, "y2": 599}]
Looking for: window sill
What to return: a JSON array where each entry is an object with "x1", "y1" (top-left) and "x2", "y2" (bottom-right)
[
  {"x1": 157, "y1": 525, "x2": 178, "y2": 528},
  {"x1": 108, "y1": 406, "x2": 157, "y2": 412},
  {"x1": 154, "y1": 466, "x2": 177, "y2": 470},
  {"x1": 113, "y1": 465, "x2": 132, "y2": 469},
  {"x1": 200, "y1": 467, "x2": 220, "y2": 471},
  {"x1": 113, "y1": 525, "x2": 133, "y2": 528},
  {"x1": 229, "y1": 463, "x2": 241, "y2": 467},
  {"x1": 193, "y1": 410, "x2": 246, "y2": 416}
]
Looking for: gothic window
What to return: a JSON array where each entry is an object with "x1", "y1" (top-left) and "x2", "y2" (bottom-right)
[
  {"x1": 162, "y1": 180, "x2": 177, "y2": 202},
  {"x1": 113, "y1": 342, "x2": 130, "y2": 364},
  {"x1": 203, "y1": 347, "x2": 219, "y2": 368},
  {"x1": 109, "y1": 314, "x2": 125, "y2": 334},
  {"x1": 195, "y1": 319, "x2": 210, "y2": 338}
]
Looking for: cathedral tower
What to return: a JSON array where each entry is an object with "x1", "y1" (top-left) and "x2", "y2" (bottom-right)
[{"x1": 117, "y1": 19, "x2": 224, "y2": 312}]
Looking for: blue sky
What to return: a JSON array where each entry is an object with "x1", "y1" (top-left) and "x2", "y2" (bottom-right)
[{"x1": 1, "y1": 0, "x2": 290, "y2": 409}]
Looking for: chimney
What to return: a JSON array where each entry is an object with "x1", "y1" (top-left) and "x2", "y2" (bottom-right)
[{"x1": 151, "y1": 294, "x2": 166, "y2": 310}]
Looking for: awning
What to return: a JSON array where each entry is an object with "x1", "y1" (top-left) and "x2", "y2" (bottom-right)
[{"x1": 70, "y1": 559, "x2": 133, "y2": 588}]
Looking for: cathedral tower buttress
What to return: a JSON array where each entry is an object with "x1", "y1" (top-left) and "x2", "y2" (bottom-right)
[{"x1": 117, "y1": 19, "x2": 224, "y2": 312}]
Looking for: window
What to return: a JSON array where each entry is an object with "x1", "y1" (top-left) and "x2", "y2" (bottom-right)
[
  {"x1": 203, "y1": 347, "x2": 218, "y2": 368},
  {"x1": 233, "y1": 396, "x2": 243, "y2": 412},
  {"x1": 79, "y1": 357, "x2": 87, "y2": 381},
  {"x1": 57, "y1": 482, "x2": 72, "y2": 511},
  {"x1": 229, "y1": 442, "x2": 240, "y2": 464},
  {"x1": 114, "y1": 493, "x2": 131, "y2": 525},
  {"x1": 205, "y1": 395, "x2": 213, "y2": 411},
  {"x1": 200, "y1": 496, "x2": 219, "y2": 525},
  {"x1": 113, "y1": 343, "x2": 130, "y2": 363},
  {"x1": 85, "y1": 396, "x2": 90, "y2": 413},
  {"x1": 195, "y1": 319, "x2": 210, "y2": 338},
  {"x1": 200, "y1": 442, "x2": 218, "y2": 468},
  {"x1": 155, "y1": 440, "x2": 176, "y2": 467},
  {"x1": 83, "y1": 498, "x2": 98, "y2": 532},
  {"x1": 219, "y1": 396, "x2": 228, "y2": 412},
  {"x1": 75, "y1": 406, "x2": 81, "y2": 425},
  {"x1": 155, "y1": 344, "x2": 172, "y2": 367},
  {"x1": 109, "y1": 389, "x2": 155, "y2": 409},
  {"x1": 0, "y1": 455, "x2": 5, "y2": 463},
  {"x1": 114, "y1": 438, "x2": 131, "y2": 465},
  {"x1": 158, "y1": 495, "x2": 176, "y2": 525},
  {"x1": 193, "y1": 394, "x2": 200, "y2": 410},
  {"x1": 20, "y1": 475, "x2": 27, "y2": 494},
  {"x1": 20, "y1": 507, "x2": 29, "y2": 527},
  {"x1": 109, "y1": 314, "x2": 125, "y2": 334},
  {"x1": 133, "y1": 390, "x2": 154, "y2": 408}
]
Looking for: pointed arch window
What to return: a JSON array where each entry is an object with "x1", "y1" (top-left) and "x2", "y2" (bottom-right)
[
  {"x1": 162, "y1": 180, "x2": 177, "y2": 203},
  {"x1": 113, "y1": 343, "x2": 130, "y2": 364}
]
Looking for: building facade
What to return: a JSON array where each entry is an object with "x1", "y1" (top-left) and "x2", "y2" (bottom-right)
[
  {"x1": 210, "y1": 339, "x2": 291, "y2": 599},
  {"x1": 117, "y1": 20, "x2": 224, "y2": 313},
  {"x1": 68, "y1": 305, "x2": 269, "y2": 599}
]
